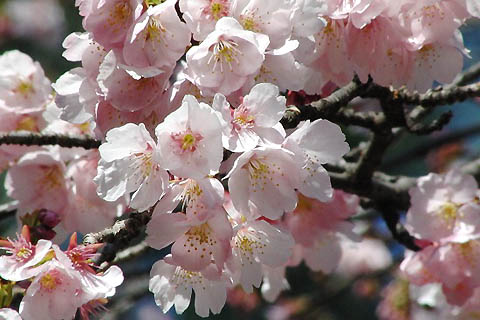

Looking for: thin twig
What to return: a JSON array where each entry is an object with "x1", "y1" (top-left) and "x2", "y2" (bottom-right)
[{"x1": 0, "y1": 132, "x2": 101, "y2": 149}]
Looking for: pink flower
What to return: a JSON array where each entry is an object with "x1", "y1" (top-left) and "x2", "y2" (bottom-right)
[
  {"x1": 97, "y1": 51, "x2": 171, "y2": 113},
  {"x1": 179, "y1": 0, "x2": 234, "y2": 41},
  {"x1": 401, "y1": 240, "x2": 480, "y2": 306},
  {"x1": 155, "y1": 95, "x2": 224, "y2": 179},
  {"x1": 406, "y1": 41, "x2": 464, "y2": 93},
  {"x1": 405, "y1": 169, "x2": 480, "y2": 244},
  {"x1": 212, "y1": 83, "x2": 286, "y2": 152},
  {"x1": 146, "y1": 210, "x2": 232, "y2": 272},
  {"x1": 82, "y1": 0, "x2": 143, "y2": 50},
  {"x1": 19, "y1": 258, "x2": 87, "y2": 320},
  {"x1": 284, "y1": 191, "x2": 359, "y2": 247},
  {"x1": 0, "y1": 226, "x2": 52, "y2": 281},
  {"x1": 123, "y1": 0, "x2": 191, "y2": 76},
  {"x1": 95, "y1": 123, "x2": 169, "y2": 211},
  {"x1": 63, "y1": 151, "x2": 127, "y2": 234},
  {"x1": 5, "y1": 149, "x2": 69, "y2": 215},
  {"x1": 227, "y1": 217, "x2": 294, "y2": 292},
  {"x1": 231, "y1": 0, "x2": 294, "y2": 50},
  {"x1": 185, "y1": 17, "x2": 269, "y2": 96},
  {"x1": 57, "y1": 235, "x2": 124, "y2": 299},
  {"x1": 155, "y1": 177, "x2": 225, "y2": 224},
  {"x1": 227, "y1": 146, "x2": 300, "y2": 220},
  {"x1": 149, "y1": 257, "x2": 229, "y2": 317},
  {"x1": 283, "y1": 119, "x2": 350, "y2": 202},
  {"x1": 0, "y1": 50, "x2": 52, "y2": 113}
]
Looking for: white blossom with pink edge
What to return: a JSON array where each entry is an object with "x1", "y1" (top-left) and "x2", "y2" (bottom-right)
[
  {"x1": 405, "y1": 169, "x2": 480, "y2": 244},
  {"x1": 401, "y1": 240, "x2": 480, "y2": 306},
  {"x1": 63, "y1": 151, "x2": 127, "y2": 234},
  {"x1": 227, "y1": 145, "x2": 300, "y2": 220},
  {"x1": 185, "y1": 17, "x2": 269, "y2": 96},
  {"x1": 19, "y1": 257, "x2": 89, "y2": 320},
  {"x1": 0, "y1": 50, "x2": 52, "y2": 113},
  {"x1": 212, "y1": 83, "x2": 286, "y2": 152},
  {"x1": 149, "y1": 256, "x2": 229, "y2": 317},
  {"x1": 231, "y1": 0, "x2": 295, "y2": 50},
  {"x1": 154, "y1": 177, "x2": 225, "y2": 224},
  {"x1": 123, "y1": 0, "x2": 191, "y2": 77},
  {"x1": 54, "y1": 237, "x2": 124, "y2": 299},
  {"x1": 146, "y1": 209, "x2": 232, "y2": 272},
  {"x1": 97, "y1": 50, "x2": 171, "y2": 112},
  {"x1": 283, "y1": 119, "x2": 350, "y2": 202},
  {"x1": 179, "y1": 0, "x2": 234, "y2": 41},
  {"x1": 95, "y1": 122, "x2": 169, "y2": 212},
  {"x1": 0, "y1": 226, "x2": 52, "y2": 282},
  {"x1": 81, "y1": 0, "x2": 143, "y2": 50},
  {"x1": 225, "y1": 198, "x2": 294, "y2": 293},
  {"x1": 155, "y1": 95, "x2": 224, "y2": 179},
  {"x1": 5, "y1": 148, "x2": 69, "y2": 215}
]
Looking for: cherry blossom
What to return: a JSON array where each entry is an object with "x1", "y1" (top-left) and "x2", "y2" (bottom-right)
[
  {"x1": 123, "y1": 0, "x2": 191, "y2": 76},
  {"x1": 231, "y1": 0, "x2": 295, "y2": 50},
  {"x1": 185, "y1": 17, "x2": 269, "y2": 96},
  {"x1": 0, "y1": 50, "x2": 52, "y2": 113},
  {"x1": 155, "y1": 95, "x2": 224, "y2": 179},
  {"x1": 155, "y1": 177, "x2": 225, "y2": 223},
  {"x1": 81, "y1": 0, "x2": 143, "y2": 50},
  {"x1": 179, "y1": 0, "x2": 234, "y2": 41},
  {"x1": 227, "y1": 146, "x2": 300, "y2": 220},
  {"x1": 149, "y1": 257, "x2": 229, "y2": 317},
  {"x1": 5, "y1": 148, "x2": 70, "y2": 215},
  {"x1": 227, "y1": 215, "x2": 294, "y2": 292},
  {"x1": 283, "y1": 119, "x2": 350, "y2": 202},
  {"x1": 95, "y1": 123, "x2": 168, "y2": 211},
  {"x1": 146, "y1": 209, "x2": 232, "y2": 271},
  {"x1": 212, "y1": 83, "x2": 286, "y2": 152},
  {"x1": 405, "y1": 169, "x2": 480, "y2": 244},
  {"x1": 0, "y1": 226, "x2": 52, "y2": 281}
]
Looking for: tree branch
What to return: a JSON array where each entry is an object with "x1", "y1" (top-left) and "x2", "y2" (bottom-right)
[
  {"x1": 0, "y1": 132, "x2": 101, "y2": 149},
  {"x1": 281, "y1": 76, "x2": 370, "y2": 129},
  {"x1": 83, "y1": 210, "x2": 153, "y2": 265},
  {"x1": 396, "y1": 81, "x2": 480, "y2": 107}
]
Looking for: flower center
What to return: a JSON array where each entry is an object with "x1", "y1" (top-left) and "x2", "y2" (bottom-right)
[
  {"x1": 39, "y1": 270, "x2": 62, "y2": 292},
  {"x1": 39, "y1": 166, "x2": 64, "y2": 190},
  {"x1": 146, "y1": 17, "x2": 166, "y2": 42},
  {"x1": 208, "y1": 39, "x2": 241, "y2": 73},
  {"x1": 439, "y1": 202, "x2": 458, "y2": 222},
  {"x1": 171, "y1": 130, "x2": 203, "y2": 153},
  {"x1": 15, "y1": 81, "x2": 34, "y2": 97},
  {"x1": 16, "y1": 247, "x2": 32, "y2": 261},
  {"x1": 203, "y1": 1, "x2": 229, "y2": 21},
  {"x1": 232, "y1": 105, "x2": 255, "y2": 129}
]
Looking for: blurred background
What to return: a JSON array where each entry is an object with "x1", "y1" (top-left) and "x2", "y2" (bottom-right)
[{"x1": 0, "y1": 1, "x2": 479, "y2": 319}]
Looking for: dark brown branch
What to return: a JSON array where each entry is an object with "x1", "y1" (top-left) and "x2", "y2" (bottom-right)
[
  {"x1": 0, "y1": 132, "x2": 101, "y2": 149},
  {"x1": 281, "y1": 76, "x2": 370, "y2": 129},
  {"x1": 377, "y1": 203, "x2": 420, "y2": 251},
  {"x1": 396, "y1": 81, "x2": 480, "y2": 107},
  {"x1": 83, "y1": 210, "x2": 153, "y2": 265}
]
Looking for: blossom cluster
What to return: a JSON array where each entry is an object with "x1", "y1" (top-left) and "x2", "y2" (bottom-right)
[
  {"x1": 376, "y1": 169, "x2": 480, "y2": 318},
  {"x1": 0, "y1": 227, "x2": 123, "y2": 320}
]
